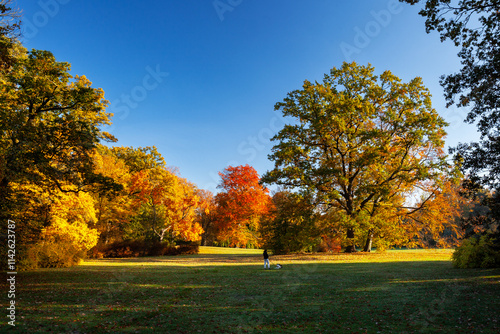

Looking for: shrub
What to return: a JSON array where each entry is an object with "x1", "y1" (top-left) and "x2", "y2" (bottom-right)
[
  {"x1": 93, "y1": 239, "x2": 199, "y2": 258},
  {"x1": 19, "y1": 217, "x2": 101, "y2": 269},
  {"x1": 452, "y1": 233, "x2": 500, "y2": 268},
  {"x1": 317, "y1": 235, "x2": 342, "y2": 253},
  {"x1": 21, "y1": 242, "x2": 87, "y2": 269},
  {"x1": 178, "y1": 244, "x2": 199, "y2": 255},
  {"x1": 97, "y1": 240, "x2": 149, "y2": 258}
]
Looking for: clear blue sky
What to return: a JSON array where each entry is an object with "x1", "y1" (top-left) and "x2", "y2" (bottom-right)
[{"x1": 18, "y1": 0, "x2": 479, "y2": 193}]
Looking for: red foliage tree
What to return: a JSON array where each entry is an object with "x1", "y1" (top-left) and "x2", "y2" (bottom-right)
[{"x1": 214, "y1": 165, "x2": 272, "y2": 247}]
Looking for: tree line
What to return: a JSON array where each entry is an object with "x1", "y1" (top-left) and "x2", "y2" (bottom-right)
[{"x1": 1, "y1": 0, "x2": 498, "y2": 269}]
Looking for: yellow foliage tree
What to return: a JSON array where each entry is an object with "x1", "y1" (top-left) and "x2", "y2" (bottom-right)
[
  {"x1": 18, "y1": 185, "x2": 100, "y2": 268},
  {"x1": 42, "y1": 190, "x2": 99, "y2": 249},
  {"x1": 91, "y1": 147, "x2": 132, "y2": 244},
  {"x1": 130, "y1": 167, "x2": 203, "y2": 243}
]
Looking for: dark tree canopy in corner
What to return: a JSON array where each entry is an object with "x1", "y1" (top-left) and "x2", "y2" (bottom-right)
[{"x1": 400, "y1": 0, "x2": 500, "y2": 190}]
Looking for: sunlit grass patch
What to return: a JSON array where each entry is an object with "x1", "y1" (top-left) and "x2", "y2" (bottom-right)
[
  {"x1": 197, "y1": 246, "x2": 263, "y2": 255},
  {"x1": 18, "y1": 248, "x2": 500, "y2": 333}
]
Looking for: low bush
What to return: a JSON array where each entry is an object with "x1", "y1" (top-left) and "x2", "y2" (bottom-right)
[
  {"x1": 22, "y1": 242, "x2": 86, "y2": 269},
  {"x1": 177, "y1": 244, "x2": 199, "y2": 255},
  {"x1": 452, "y1": 233, "x2": 500, "y2": 268},
  {"x1": 317, "y1": 235, "x2": 342, "y2": 253},
  {"x1": 92, "y1": 240, "x2": 199, "y2": 258}
]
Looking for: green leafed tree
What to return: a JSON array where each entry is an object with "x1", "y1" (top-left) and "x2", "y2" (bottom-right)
[
  {"x1": 260, "y1": 190, "x2": 322, "y2": 254},
  {"x1": 262, "y1": 62, "x2": 449, "y2": 252},
  {"x1": 110, "y1": 146, "x2": 166, "y2": 173}
]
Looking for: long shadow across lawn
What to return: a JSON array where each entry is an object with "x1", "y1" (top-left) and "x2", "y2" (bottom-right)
[{"x1": 16, "y1": 255, "x2": 500, "y2": 333}]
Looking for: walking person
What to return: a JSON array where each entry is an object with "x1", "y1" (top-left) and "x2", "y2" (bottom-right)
[{"x1": 263, "y1": 249, "x2": 270, "y2": 269}]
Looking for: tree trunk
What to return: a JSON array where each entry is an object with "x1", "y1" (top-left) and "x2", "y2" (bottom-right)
[
  {"x1": 344, "y1": 228, "x2": 357, "y2": 253},
  {"x1": 104, "y1": 222, "x2": 111, "y2": 244},
  {"x1": 201, "y1": 218, "x2": 212, "y2": 246},
  {"x1": 0, "y1": 176, "x2": 11, "y2": 221},
  {"x1": 363, "y1": 230, "x2": 373, "y2": 252}
]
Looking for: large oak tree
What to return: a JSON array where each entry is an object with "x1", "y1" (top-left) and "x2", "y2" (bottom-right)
[{"x1": 262, "y1": 62, "x2": 449, "y2": 251}]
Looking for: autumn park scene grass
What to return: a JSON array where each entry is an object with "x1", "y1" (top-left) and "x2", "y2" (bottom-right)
[
  {"x1": 3, "y1": 1, "x2": 500, "y2": 333},
  {"x1": 18, "y1": 248, "x2": 500, "y2": 333}
]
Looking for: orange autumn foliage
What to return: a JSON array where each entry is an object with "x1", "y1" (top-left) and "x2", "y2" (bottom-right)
[
  {"x1": 406, "y1": 178, "x2": 469, "y2": 247},
  {"x1": 214, "y1": 165, "x2": 273, "y2": 247}
]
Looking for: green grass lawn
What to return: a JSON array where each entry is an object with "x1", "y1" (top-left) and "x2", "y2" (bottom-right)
[{"x1": 12, "y1": 248, "x2": 500, "y2": 333}]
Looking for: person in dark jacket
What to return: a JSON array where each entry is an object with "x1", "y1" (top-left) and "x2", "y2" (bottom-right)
[{"x1": 263, "y1": 249, "x2": 270, "y2": 269}]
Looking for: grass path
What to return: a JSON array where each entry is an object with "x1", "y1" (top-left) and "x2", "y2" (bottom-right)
[{"x1": 13, "y1": 248, "x2": 500, "y2": 333}]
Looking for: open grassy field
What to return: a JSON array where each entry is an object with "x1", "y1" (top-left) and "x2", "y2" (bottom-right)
[{"x1": 12, "y1": 248, "x2": 500, "y2": 333}]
